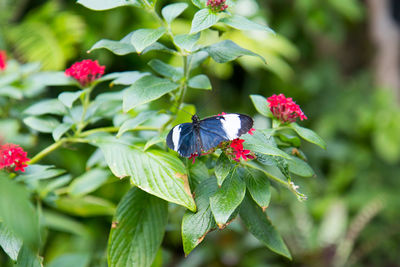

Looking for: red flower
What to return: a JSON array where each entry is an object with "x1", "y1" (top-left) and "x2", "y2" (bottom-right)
[
  {"x1": 65, "y1": 59, "x2": 105, "y2": 87},
  {"x1": 248, "y1": 128, "x2": 255, "y2": 135},
  {"x1": 0, "y1": 51, "x2": 7, "y2": 71},
  {"x1": 229, "y1": 138, "x2": 253, "y2": 162},
  {"x1": 0, "y1": 143, "x2": 30, "y2": 172},
  {"x1": 267, "y1": 94, "x2": 307, "y2": 123},
  {"x1": 188, "y1": 153, "x2": 199, "y2": 164},
  {"x1": 207, "y1": 0, "x2": 228, "y2": 12}
]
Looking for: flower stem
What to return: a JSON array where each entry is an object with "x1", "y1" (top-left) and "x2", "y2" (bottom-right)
[{"x1": 28, "y1": 138, "x2": 68, "y2": 165}]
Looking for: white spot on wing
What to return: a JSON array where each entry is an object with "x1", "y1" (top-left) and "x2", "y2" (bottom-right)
[
  {"x1": 172, "y1": 125, "x2": 182, "y2": 151},
  {"x1": 220, "y1": 114, "x2": 241, "y2": 140}
]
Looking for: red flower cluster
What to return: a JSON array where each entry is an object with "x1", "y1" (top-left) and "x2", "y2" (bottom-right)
[
  {"x1": 0, "y1": 50, "x2": 7, "y2": 71},
  {"x1": 230, "y1": 139, "x2": 253, "y2": 162},
  {"x1": 267, "y1": 94, "x2": 307, "y2": 123},
  {"x1": 65, "y1": 59, "x2": 105, "y2": 87},
  {"x1": 0, "y1": 143, "x2": 29, "y2": 172},
  {"x1": 207, "y1": 0, "x2": 228, "y2": 12}
]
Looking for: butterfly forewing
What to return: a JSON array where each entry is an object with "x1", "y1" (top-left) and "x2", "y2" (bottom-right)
[{"x1": 166, "y1": 113, "x2": 253, "y2": 157}]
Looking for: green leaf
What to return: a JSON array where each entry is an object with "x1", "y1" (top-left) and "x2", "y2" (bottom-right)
[
  {"x1": 240, "y1": 194, "x2": 292, "y2": 259},
  {"x1": 220, "y1": 15, "x2": 275, "y2": 33},
  {"x1": 250, "y1": 94, "x2": 272, "y2": 117},
  {"x1": 52, "y1": 123, "x2": 72, "y2": 141},
  {"x1": 214, "y1": 153, "x2": 232, "y2": 186},
  {"x1": 24, "y1": 99, "x2": 67, "y2": 116},
  {"x1": 47, "y1": 253, "x2": 90, "y2": 267},
  {"x1": 109, "y1": 71, "x2": 150, "y2": 85},
  {"x1": 54, "y1": 196, "x2": 116, "y2": 217},
  {"x1": 77, "y1": 0, "x2": 140, "y2": 10},
  {"x1": 188, "y1": 74, "x2": 212, "y2": 90},
  {"x1": 190, "y1": 9, "x2": 219, "y2": 34},
  {"x1": 108, "y1": 188, "x2": 168, "y2": 267},
  {"x1": 117, "y1": 111, "x2": 155, "y2": 137},
  {"x1": 244, "y1": 168, "x2": 271, "y2": 210},
  {"x1": 23, "y1": 116, "x2": 60, "y2": 133},
  {"x1": 97, "y1": 137, "x2": 196, "y2": 211},
  {"x1": 131, "y1": 28, "x2": 166, "y2": 54},
  {"x1": 88, "y1": 32, "x2": 136, "y2": 55},
  {"x1": 31, "y1": 72, "x2": 76, "y2": 86},
  {"x1": 0, "y1": 175, "x2": 39, "y2": 248},
  {"x1": 290, "y1": 123, "x2": 326, "y2": 149},
  {"x1": 0, "y1": 223, "x2": 22, "y2": 261},
  {"x1": 123, "y1": 75, "x2": 179, "y2": 112},
  {"x1": 288, "y1": 156, "x2": 315, "y2": 177},
  {"x1": 0, "y1": 86, "x2": 23, "y2": 99},
  {"x1": 182, "y1": 178, "x2": 218, "y2": 255},
  {"x1": 15, "y1": 245, "x2": 42, "y2": 267},
  {"x1": 42, "y1": 210, "x2": 89, "y2": 236},
  {"x1": 148, "y1": 59, "x2": 183, "y2": 81},
  {"x1": 16, "y1": 165, "x2": 65, "y2": 182},
  {"x1": 142, "y1": 42, "x2": 176, "y2": 55},
  {"x1": 68, "y1": 169, "x2": 110, "y2": 197},
  {"x1": 203, "y1": 40, "x2": 265, "y2": 63},
  {"x1": 242, "y1": 131, "x2": 290, "y2": 159},
  {"x1": 161, "y1": 3, "x2": 188, "y2": 24},
  {"x1": 210, "y1": 168, "x2": 246, "y2": 227},
  {"x1": 191, "y1": 0, "x2": 207, "y2": 9},
  {"x1": 173, "y1": 33, "x2": 200, "y2": 52},
  {"x1": 58, "y1": 90, "x2": 84, "y2": 108}
]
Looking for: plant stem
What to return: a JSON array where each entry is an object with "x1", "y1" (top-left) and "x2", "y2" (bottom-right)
[
  {"x1": 177, "y1": 55, "x2": 190, "y2": 109},
  {"x1": 80, "y1": 125, "x2": 159, "y2": 137},
  {"x1": 29, "y1": 138, "x2": 68, "y2": 165},
  {"x1": 76, "y1": 88, "x2": 92, "y2": 135}
]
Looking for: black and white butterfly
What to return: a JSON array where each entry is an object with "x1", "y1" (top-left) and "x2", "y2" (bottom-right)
[{"x1": 166, "y1": 113, "x2": 253, "y2": 157}]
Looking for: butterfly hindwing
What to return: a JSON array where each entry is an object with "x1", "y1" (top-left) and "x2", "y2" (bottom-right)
[{"x1": 166, "y1": 123, "x2": 200, "y2": 157}]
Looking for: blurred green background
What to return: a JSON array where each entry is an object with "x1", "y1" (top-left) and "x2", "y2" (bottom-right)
[{"x1": 1, "y1": 0, "x2": 400, "y2": 266}]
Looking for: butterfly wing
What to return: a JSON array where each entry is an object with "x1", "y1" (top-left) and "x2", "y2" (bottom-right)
[
  {"x1": 166, "y1": 123, "x2": 201, "y2": 157},
  {"x1": 198, "y1": 113, "x2": 254, "y2": 151}
]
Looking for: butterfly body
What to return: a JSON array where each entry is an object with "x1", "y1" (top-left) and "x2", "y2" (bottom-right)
[{"x1": 167, "y1": 113, "x2": 253, "y2": 157}]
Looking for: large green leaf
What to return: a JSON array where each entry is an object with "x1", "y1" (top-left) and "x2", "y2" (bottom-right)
[
  {"x1": 290, "y1": 123, "x2": 326, "y2": 149},
  {"x1": 97, "y1": 137, "x2": 196, "y2": 211},
  {"x1": 203, "y1": 40, "x2": 265, "y2": 63},
  {"x1": 16, "y1": 164, "x2": 65, "y2": 182},
  {"x1": 148, "y1": 59, "x2": 183, "y2": 81},
  {"x1": 108, "y1": 188, "x2": 168, "y2": 267},
  {"x1": 77, "y1": 0, "x2": 141, "y2": 10},
  {"x1": 123, "y1": 75, "x2": 179, "y2": 112},
  {"x1": 161, "y1": 3, "x2": 188, "y2": 24},
  {"x1": 220, "y1": 15, "x2": 275, "y2": 33},
  {"x1": 240, "y1": 194, "x2": 291, "y2": 259},
  {"x1": 24, "y1": 99, "x2": 67, "y2": 116},
  {"x1": 0, "y1": 175, "x2": 39, "y2": 248},
  {"x1": 244, "y1": 168, "x2": 271, "y2": 210},
  {"x1": 15, "y1": 245, "x2": 42, "y2": 267},
  {"x1": 250, "y1": 94, "x2": 272, "y2": 117},
  {"x1": 288, "y1": 156, "x2": 315, "y2": 177},
  {"x1": 68, "y1": 169, "x2": 110, "y2": 197},
  {"x1": 131, "y1": 28, "x2": 166, "y2": 54},
  {"x1": 30, "y1": 72, "x2": 76, "y2": 86},
  {"x1": 58, "y1": 90, "x2": 84, "y2": 108},
  {"x1": 182, "y1": 178, "x2": 218, "y2": 255},
  {"x1": 89, "y1": 32, "x2": 136, "y2": 55},
  {"x1": 23, "y1": 116, "x2": 60, "y2": 133},
  {"x1": 214, "y1": 153, "x2": 233, "y2": 186},
  {"x1": 173, "y1": 33, "x2": 200, "y2": 52},
  {"x1": 52, "y1": 123, "x2": 72, "y2": 141},
  {"x1": 190, "y1": 9, "x2": 219, "y2": 34},
  {"x1": 0, "y1": 223, "x2": 22, "y2": 261},
  {"x1": 209, "y1": 168, "x2": 246, "y2": 227}
]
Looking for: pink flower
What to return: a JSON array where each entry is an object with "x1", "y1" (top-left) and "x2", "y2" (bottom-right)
[
  {"x1": 229, "y1": 139, "x2": 253, "y2": 162},
  {"x1": 207, "y1": 0, "x2": 228, "y2": 12},
  {"x1": 0, "y1": 51, "x2": 7, "y2": 71},
  {"x1": 65, "y1": 59, "x2": 105, "y2": 87},
  {"x1": 267, "y1": 94, "x2": 307, "y2": 123},
  {"x1": 0, "y1": 143, "x2": 30, "y2": 172}
]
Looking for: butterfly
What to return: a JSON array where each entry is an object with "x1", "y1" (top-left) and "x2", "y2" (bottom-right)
[{"x1": 166, "y1": 113, "x2": 253, "y2": 157}]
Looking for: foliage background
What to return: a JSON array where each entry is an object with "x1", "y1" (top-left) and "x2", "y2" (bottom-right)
[{"x1": 1, "y1": 0, "x2": 400, "y2": 266}]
